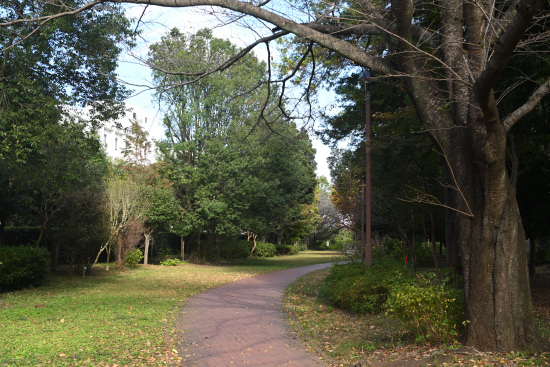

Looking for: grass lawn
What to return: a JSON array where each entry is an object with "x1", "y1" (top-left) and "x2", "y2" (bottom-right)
[
  {"x1": 0, "y1": 251, "x2": 345, "y2": 367},
  {"x1": 285, "y1": 267, "x2": 550, "y2": 367}
]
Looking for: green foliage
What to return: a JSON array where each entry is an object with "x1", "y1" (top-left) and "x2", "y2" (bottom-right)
[
  {"x1": 151, "y1": 28, "x2": 318, "y2": 253},
  {"x1": 160, "y1": 258, "x2": 186, "y2": 266},
  {"x1": 50, "y1": 186, "x2": 109, "y2": 270},
  {"x1": 376, "y1": 237, "x2": 438, "y2": 267},
  {"x1": 296, "y1": 243, "x2": 307, "y2": 252},
  {"x1": 320, "y1": 261, "x2": 464, "y2": 344},
  {"x1": 3, "y1": 227, "x2": 41, "y2": 247},
  {"x1": 125, "y1": 249, "x2": 144, "y2": 267},
  {"x1": 140, "y1": 184, "x2": 181, "y2": 233},
  {"x1": 275, "y1": 244, "x2": 300, "y2": 256},
  {"x1": 0, "y1": 2, "x2": 132, "y2": 162},
  {"x1": 252, "y1": 242, "x2": 277, "y2": 258},
  {"x1": 122, "y1": 119, "x2": 153, "y2": 167},
  {"x1": 221, "y1": 240, "x2": 253, "y2": 259},
  {"x1": 319, "y1": 260, "x2": 409, "y2": 314},
  {"x1": 379, "y1": 237, "x2": 408, "y2": 261},
  {"x1": 414, "y1": 242, "x2": 436, "y2": 267},
  {"x1": 329, "y1": 229, "x2": 354, "y2": 251},
  {"x1": 0, "y1": 247, "x2": 50, "y2": 292},
  {"x1": 385, "y1": 271, "x2": 464, "y2": 344}
]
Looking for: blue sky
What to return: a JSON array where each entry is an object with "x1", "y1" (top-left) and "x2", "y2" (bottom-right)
[{"x1": 116, "y1": 4, "x2": 333, "y2": 180}]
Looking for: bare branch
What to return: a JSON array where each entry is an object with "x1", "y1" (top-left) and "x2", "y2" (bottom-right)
[
  {"x1": 398, "y1": 186, "x2": 474, "y2": 217},
  {"x1": 474, "y1": 0, "x2": 543, "y2": 108},
  {"x1": 0, "y1": 0, "x2": 105, "y2": 27},
  {"x1": 503, "y1": 78, "x2": 550, "y2": 131},
  {"x1": 120, "y1": 0, "x2": 396, "y2": 75}
]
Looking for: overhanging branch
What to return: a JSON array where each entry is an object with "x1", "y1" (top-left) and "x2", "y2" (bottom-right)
[{"x1": 503, "y1": 78, "x2": 550, "y2": 132}]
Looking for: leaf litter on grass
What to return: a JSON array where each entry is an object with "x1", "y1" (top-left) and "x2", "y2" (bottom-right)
[
  {"x1": 284, "y1": 267, "x2": 550, "y2": 367},
  {"x1": 1, "y1": 251, "x2": 345, "y2": 366}
]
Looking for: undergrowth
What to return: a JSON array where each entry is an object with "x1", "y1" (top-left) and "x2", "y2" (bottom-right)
[{"x1": 319, "y1": 259, "x2": 464, "y2": 345}]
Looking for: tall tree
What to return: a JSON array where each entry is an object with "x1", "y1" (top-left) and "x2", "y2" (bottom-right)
[
  {"x1": 16, "y1": 122, "x2": 109, "y2": 248},
  {"x1": 0, "y1": 0, "x2": 133, "y2": 250},
  {"x1": 122, "y1": 118, "x2": 153, "y2": 167},
  {"x1": 151, "y1": 28, "x2": 317, "y2": 255},
  {"x1": 0, "y1": 1, "x2": 132, "y2": 161},
  {"x1": 13, "y1": 0, "x2": 550, "y2": 351},
  {"x1": 151, "y1": 28, "x2": 270, "y2": 251},
  {"x1": 138, "y1": 173, "x2": 181, "y2": 265}
]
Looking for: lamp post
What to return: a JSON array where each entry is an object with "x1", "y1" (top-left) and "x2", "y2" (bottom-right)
[{"x1": 360, "y1": 68, "x2": 372, "y2": 267}]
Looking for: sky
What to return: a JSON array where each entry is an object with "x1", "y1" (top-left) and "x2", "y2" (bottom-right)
[{"x1": 116, "y1": 4, "x2": 334, "y2": 181}]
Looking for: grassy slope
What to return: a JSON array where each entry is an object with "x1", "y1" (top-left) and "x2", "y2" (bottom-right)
[{"x1": 0, "y1": 251, "x2": 344, "y2": 366}]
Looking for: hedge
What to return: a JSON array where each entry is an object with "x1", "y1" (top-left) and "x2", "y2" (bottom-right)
[{"x1": 0, "y1": 246, "x2": 50, "y2": 292}]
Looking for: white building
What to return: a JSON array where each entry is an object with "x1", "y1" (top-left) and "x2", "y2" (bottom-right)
[{"x1": 65, "y1": 105, "x2": 160, "y2": 163}]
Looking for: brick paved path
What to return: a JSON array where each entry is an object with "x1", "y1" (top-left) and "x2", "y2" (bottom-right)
[{"x1": 174, "y1": 263, "x2": 333, "y2": 366}]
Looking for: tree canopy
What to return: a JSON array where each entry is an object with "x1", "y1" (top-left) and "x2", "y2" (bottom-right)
[{"x1": 151, "y1": 29, "x2": 317, "y2": 254}]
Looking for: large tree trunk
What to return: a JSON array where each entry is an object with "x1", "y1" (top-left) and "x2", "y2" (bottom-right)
[
  {"x1": 444, "y1": 116, "x2": 537, "y2": 351},
  {"x1": 463, "y1": 174, "x2": 535, "y2": 350}
]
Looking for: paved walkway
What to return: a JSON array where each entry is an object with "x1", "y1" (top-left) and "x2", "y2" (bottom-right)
[{"x1": 173, "y1": 263, "x2": 333, "y2": 366}]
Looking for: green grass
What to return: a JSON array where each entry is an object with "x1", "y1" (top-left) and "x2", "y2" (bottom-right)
[{"x1": 0, "y1": 251, "x2": 344, "y2": 366}]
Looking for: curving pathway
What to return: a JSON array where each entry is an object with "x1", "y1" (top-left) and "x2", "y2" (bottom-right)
[{"x1": 173, "y1": 263, "x2": 333, "y2": 366}]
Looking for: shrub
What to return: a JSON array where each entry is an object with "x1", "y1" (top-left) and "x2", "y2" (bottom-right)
[
  {"x1": 160, "y1": 258, "x2": 186, "y2": 266},
  {"x1": 330, "y1": 229, "x2": 354, "y2": 251},
  {"x1": 0, "y1": 246, "x2": 50, "y2": 292},
  {"x1": 379, "y1": 237, "x2": 407, "y2": 261},
  {"x1": 125, "y1": 248, "x2": 144, "y2": 267},
  {"x1": 385, "y1": 271, "x2": 464, "y2": 344},
  {"x1": 222, "y1": 240, "x2": 252, "y2": 259},
  {"x1": 296, "y1": 243, "x2": 307, "y2": 252},
  {"x1": 320, "y1": 259, "x2": 409, "y2": 314},
  {"x1": 275, "y1": 244, "x2": 299, "y2": 256},
  {"x1": 414, "y1": 242, "x2": 435, "y2": 267},
  {"x1": 252, "y1": 242, "x2": 277, "y2": 258}
]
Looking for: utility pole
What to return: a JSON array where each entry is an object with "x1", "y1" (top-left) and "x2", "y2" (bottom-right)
[
  {"x1": 361, "y1": 177, "x2": 365, "y2": 263},
  {"x1": 361, "y1": 68, "x2": 372, "y2": 267}
]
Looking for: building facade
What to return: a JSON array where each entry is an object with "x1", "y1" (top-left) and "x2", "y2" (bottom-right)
[{"x1": 65, "y1": 105, "x2": 159, "y2": 163}]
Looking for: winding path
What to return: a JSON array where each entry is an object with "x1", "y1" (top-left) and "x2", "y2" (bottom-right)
[{"x1": 173, "y1": 263, "x2": 333, "y2": 366}]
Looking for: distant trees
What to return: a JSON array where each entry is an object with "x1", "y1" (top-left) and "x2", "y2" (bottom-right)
[
  {"x1": 306, "y1": 177, "x2": 343, "y2": 248},
  {"x1": 325, "y1": 73, "x2": 443, "y2": 265},
  {"x1": 151, "y1": 29, "x2": 317, "y2": 256}
]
